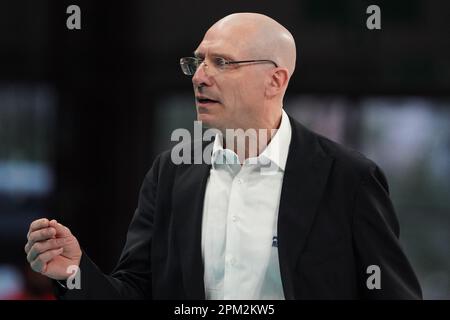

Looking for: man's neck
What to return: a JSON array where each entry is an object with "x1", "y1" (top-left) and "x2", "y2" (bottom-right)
[{"x1": 221, "y1": 111, "x2": 282, "y2": 163}]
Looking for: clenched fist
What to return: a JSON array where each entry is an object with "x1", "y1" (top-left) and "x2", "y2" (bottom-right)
[{"x1": 24, "y1": 218, "x2": 82, "y2": 280}]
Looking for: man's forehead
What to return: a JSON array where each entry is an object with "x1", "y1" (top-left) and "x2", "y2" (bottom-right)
[
  {"x1": 194, "y1": 39, "x2": 239, "y2": 59},
  {"x1": 194, "y1": 30, "x2": 255, "y2": 59}
]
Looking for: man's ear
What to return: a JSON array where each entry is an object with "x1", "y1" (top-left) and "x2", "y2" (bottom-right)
[{"x1": 265, "y1": 68, "x2": 289, "y2": 98}]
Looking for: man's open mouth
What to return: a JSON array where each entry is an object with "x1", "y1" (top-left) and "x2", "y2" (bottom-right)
[{"x1": 196, "y1": 97, "x2": 220, "y2": 104}]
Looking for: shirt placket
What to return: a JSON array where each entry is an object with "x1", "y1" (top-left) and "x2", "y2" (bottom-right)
[{"x1": 223, "y1": 153, "x2": 246, "y2": 299}]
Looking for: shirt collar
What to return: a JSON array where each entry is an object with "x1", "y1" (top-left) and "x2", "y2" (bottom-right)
[
  {"x1": 211, "y1": 109, "x2": 292, "y2": 171},
  {"x1": 259, "y1": 109, "x2": 292, "y2": 171}
]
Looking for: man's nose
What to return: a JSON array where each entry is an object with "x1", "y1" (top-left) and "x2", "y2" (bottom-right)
[{"x1": 192, "y1": 62, "x2": 213, "y2": 87}]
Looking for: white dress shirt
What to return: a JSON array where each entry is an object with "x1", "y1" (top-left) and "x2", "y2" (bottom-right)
[{"x1": 201, "y1": 109, "x2": 292, "y2": 300}]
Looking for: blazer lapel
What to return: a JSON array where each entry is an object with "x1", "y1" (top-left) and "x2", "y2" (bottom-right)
[
  {"x1": 278, "y1": 117, "x2": 334, "y2": 299},
  {"x1": 172, "y1": 140, "x2": 212, "y2": 299}
]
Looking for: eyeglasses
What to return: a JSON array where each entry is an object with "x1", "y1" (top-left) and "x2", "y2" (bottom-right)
[{"x1": 179, "y1": 56, "x2": 278, "y2": 76}]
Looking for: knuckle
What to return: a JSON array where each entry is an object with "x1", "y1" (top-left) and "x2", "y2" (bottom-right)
[
  {"x1": 37, "y1": 254, "x2": 45, "y2": 264},
  {"x1": 33, "y1": 242, "x2": 42, "y2": 252},
  {"x1": 40, "y1": 228, "x2": 51, "y2": 238},
  {"x1": 31, "y1": 262, "x2": 41, "y2": 273}
]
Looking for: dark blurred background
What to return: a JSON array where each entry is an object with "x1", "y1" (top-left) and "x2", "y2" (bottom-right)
[{"x1": 0, "y1": 0, "x2": 449, "y2": 299}]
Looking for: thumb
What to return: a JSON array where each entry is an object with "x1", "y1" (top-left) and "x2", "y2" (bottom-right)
[{"x1": 49, "y1": 219, "x2": 72, "y2": 238}]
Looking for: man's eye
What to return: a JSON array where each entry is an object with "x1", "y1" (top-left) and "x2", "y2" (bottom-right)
[{"x1": 213, "y1": 57, "x2": 228, "y2": 67}]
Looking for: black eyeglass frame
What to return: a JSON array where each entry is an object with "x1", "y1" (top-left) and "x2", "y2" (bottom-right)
[{"x1": 179, "y1": 56, "x2": 279, "y2": 75}]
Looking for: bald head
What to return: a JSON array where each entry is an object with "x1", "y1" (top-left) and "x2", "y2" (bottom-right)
[
  {"x1": 191, "y1": 13, "x2": 297, "y2": 132},
  {"x1": 206, "y1": 13, "x2": 297, "y2": 77}
]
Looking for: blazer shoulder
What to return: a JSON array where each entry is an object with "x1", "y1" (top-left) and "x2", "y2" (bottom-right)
[
  {"x1": 291, "y1": 117, "x2": 381, "y2": 183},
  {"x1": 318, "y1": 132, "x2": 390, "y2": 190}
]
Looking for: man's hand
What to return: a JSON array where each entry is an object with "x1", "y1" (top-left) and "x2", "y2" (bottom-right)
[{"x1": 25, "y1": 218, "x2": 82, "y2": 280}]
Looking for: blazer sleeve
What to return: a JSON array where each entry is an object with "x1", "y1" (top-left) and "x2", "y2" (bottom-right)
[
  {"x1": 54, "y1": 154, "x2": 161, "y2": 299},
  {"x1": 352, "y1": 164, "x2": 423, "y2": 299}
]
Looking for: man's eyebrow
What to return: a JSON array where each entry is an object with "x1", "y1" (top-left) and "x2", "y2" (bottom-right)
[
  {"x1": 214, "y1": 53, "x2": 236, "y2": 60},
  {"x1": 193, "y1": 51, "x2": 236, "y2": 60}
]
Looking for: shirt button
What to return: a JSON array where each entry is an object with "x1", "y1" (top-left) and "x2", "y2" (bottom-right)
[
  {"x1": 231, "y1": 215, "x2": 238, "y2": 222},
  {"x1": 236, "y1": 178, "x2": 243, "y2": 184},
  {"x1": 230, "y1": 258, "x2": 236, "y2": 266}
]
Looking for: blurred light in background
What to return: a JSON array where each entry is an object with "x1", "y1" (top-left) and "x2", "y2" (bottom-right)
[{"x1": 0, "y1": 84, "x2": 56, "y2": 299}]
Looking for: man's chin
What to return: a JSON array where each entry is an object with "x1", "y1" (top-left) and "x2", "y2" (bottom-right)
[{"x1": 196, "y1": 113, "x2": 216, "y2": 128}]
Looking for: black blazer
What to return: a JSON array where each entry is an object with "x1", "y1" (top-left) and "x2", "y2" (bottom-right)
[{"x1": 56, "y1": 115, "x2": 422, "y2": 300}]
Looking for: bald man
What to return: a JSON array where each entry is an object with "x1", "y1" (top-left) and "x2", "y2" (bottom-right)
[{"x1": 25, "y1": 13, "x2": 422, "y2": 300}]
